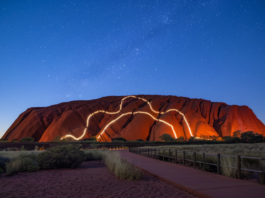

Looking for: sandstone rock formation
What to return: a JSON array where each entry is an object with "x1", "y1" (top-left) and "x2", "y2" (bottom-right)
[{"x1": 2, "y1": 95, "x2": 265, "y2": 142}]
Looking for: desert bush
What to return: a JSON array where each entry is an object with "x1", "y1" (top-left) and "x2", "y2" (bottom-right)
[
  {"x1": 112, "y1": 137, "x2": 127, "y2": 142},
  {"x1": 223, "y1": 136, "x2": 240, "y2": 143},
  {"x1": 0, "y1": 156, "x2": 10, "y2": 171},
  {"x1": 83, "y1": 136, "x2": 97, "y2": 141},
  {"x1": 19, "y1": 137, "x2": 35, "y2": 143},
  {"x1": 0, "y1": 150, "x2": 42, "y2": 159},
  {"x1": 83, "y1": 149, "x2": 104, "y2": 161},
  {"x1": 177, "y1": 136, "x2": 185, "y2": 141},
  {"x1": 159, "y1": 134, "x2": 174, "y2": 142},
  {"x1": 20, "y1": 157, "x2": 39, "y2": 172},
  {"x1": 0, "y1": 138, "x2": 8, "y2": 142},
  {"x1": 135, "y1": 139, "x2": 144, "y2": 141},
  {"x1": 20, "y1": 145, "x2": 27, "y2": 151},
  {"x1": 6, "y1": 158, "x2": 21, "y2": 175},
  {"x1": 37, "y1": 144, "x2": 85, "y2": 169},
  {"x1": 52, "y1": 136, "x2": 68, "y2": 142}
]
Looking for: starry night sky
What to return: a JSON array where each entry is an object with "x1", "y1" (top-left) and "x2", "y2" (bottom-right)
[{"x1": 1, "y1": 0, "x2": 265, "y2": 138}]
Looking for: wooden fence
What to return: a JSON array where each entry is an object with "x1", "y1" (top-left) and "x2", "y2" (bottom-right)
[{"x1": 129, "y1": 147, "x2": 265, "y2": 185}]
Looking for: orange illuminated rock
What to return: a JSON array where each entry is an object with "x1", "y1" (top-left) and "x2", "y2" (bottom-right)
[{"x1": 2, "y1": 95, "x2": 265, "y2": 142}]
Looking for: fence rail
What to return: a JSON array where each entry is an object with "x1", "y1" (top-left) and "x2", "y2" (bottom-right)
[{"x1": 129, "y1": 147, "x2": 265, "y2": 185}]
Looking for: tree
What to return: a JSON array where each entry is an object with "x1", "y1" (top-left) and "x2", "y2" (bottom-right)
[
  {"x1": 241, "y1": 131, "x2": 263, "y2": 143},
  {"x1": 159, "y1": 134, "x2": 174, "y2": 142},
  {"x1": 233, "y1": 130, "x2": 242, "y2": 138}
]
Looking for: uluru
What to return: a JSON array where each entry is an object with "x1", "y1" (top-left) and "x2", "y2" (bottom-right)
[{"x1": 2, "y1": 95, "x2": 265, "y2": 142}]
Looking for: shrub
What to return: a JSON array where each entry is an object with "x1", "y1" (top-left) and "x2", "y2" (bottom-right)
[
  {"x1": 135, "y1": 139, "x2": 144, "y2": 142},
  {"x1": 6, "y1": 158, "x2": 21, "y2": 175},
  {"x1": 83, "y1": 149, "x2": 104, "y2": 161},
  {"x1": 52, "y1": 136, "x2": 68, "y2": 142},
  {"x1": 159, "y1": 134, "x2": 174, "y2": 142},
  {"x1": 112, "y1": 137, "x2": 127, "y2": 142},
  {"x1": 0, "y1": 167, "x2": 3, "y2": 174},
  {"x1": 12, "y1": 139, "x2": 18, "y2": 142},
  {"x1": 83, "y1": 136, "x2": 97, "y2": 141},
  {"x1": 177, "y1": 136, "x2": 185, "y2": 141},
  {"x1": 20, "y1": 157, "x2": 39, "y2": 172},
  {"x1": 19, "y1": 137, "x2": 35, "y2": 143},
  {"x1": 223, "y1": 136, "x2": 240, "y2": 143},
  {"x1": 0, "y1": 138, "x2": 8, "y2": 142},
  {"x1": 37, "y1": 144, "x2": 85, "y2": 169},
  {"x1": 20, "y1": 145, "x2": 27, "y2": 151},
  {"x1": 0, "y1": 156, "x2": 10, "y2": 171}
]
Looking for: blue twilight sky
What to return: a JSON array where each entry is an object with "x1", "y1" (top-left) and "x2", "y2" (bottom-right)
[{"x1": 1, "y1": 0, "x2": 265, "y2": 138}]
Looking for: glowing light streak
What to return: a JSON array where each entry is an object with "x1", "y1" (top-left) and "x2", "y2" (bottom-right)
[{"x1": 61, "y1": 96, "x2": 193, "y2": 141}]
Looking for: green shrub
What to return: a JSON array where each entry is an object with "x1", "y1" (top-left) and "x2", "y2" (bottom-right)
[
  {"x1": 0, "y1": 138, "x2": 8, "y2": 142},
  {"x1": 0, "y1": 167, "x2": 3, "y2": 174},
  {"x1": 20, "y1": 157, "x2": 39, "y2": 172},
  {"x1": 112, "y1": 137, "x2": 127, "y2": 142},
  {"x1": 12, "y1": 139, "x2": 18, "y2": 142},
  {"x1": 0, "y1": 156, "x2": 10, "y2": 171},
  {"x1": 20, "y1": 145, "x2": 27, "y2": 151},
  {"x1": 177, "y1": 136, "x2": 185, "y2": 141},
  {"x1": 52, "y1": 136, "x2": 68, "y2": 142},
  {"x1": 83, "y1": 149, "x2": 104, "y2": 161},
  {"x1": 135, "y1": 139, "x2": 144, "y2": 142},
  {"x1": 37, "y1": 144, "x2": 85, "y2": 169},
  {"x1": 6, "y1": 158, "x2": 21, "y2": 175},
  {"x1": 83, "y1": 136, "x2": 97, "y2": 141},
  {"x1": 19, "y1": 137, "x2": 35, "y2": 143}
]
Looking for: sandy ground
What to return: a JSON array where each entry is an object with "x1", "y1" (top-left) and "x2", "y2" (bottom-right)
[{"x1": 0, "y1": 160, "x2": 196, "y2": 198}]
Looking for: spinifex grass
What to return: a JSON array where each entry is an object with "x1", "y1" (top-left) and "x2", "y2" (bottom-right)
[{"x1": 83, "y1": 149, "x2": 143, "y2": 180}]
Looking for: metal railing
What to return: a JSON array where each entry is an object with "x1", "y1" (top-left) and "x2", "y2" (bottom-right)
[{"x1": 129, "y1": 147, "x2": 265, "y2": 185}]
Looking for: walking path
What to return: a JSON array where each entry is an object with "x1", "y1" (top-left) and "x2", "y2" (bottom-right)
[{"x1": 118, "y1": 150, "x2": 265, "y2": 198}]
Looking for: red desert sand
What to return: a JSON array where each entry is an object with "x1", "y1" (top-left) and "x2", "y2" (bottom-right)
[{"x1": 0, "y1": 161, "x2": 196, "y2": 198}]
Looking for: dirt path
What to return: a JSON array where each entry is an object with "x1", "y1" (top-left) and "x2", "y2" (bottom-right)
[{"x1": 0, "y1": 161, "x2": 196, "y2": 198}]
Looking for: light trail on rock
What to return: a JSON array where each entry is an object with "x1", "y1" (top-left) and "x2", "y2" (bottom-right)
[{"x1": 61, "y1": 96, "x2": 193, "y2": 141}]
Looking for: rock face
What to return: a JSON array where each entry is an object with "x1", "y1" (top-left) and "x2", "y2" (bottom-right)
[{"x1": 2, "y1": 95, "x2": 265, "y2": 142}]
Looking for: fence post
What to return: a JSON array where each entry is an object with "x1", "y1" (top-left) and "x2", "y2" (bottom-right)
[
  {"x1": 203, "y1": 153, "x2": 206, "y2": 171},
  {"x1": 193, "y1": 152, "x2": 196, "y2": 168},
  {"x1": 237, "y1": 155, "x2": 241, "y2": 179},
  {"x1": 175, "y1": 150, "x2": 177, "y2": 164},
  {"x1": 148, "y1": 148, "x2": 149, "y2": 157},
  {"x1": 155, "y1": 149, "x2": 156, "y2": 159},
  {"x1": 183, "y1": 151, "x2": 185, "y2": 166},
  {"x1": 140, "y1": 148, "x2": 141, "y2": 155},
  {"x1": 217, "y1": 154, "x2": 220, "y2": 175},
  {"x1": 163, "y1": 149, "x2": 165, "y2": 161}
]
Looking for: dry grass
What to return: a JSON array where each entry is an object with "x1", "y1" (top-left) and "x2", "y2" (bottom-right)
[
  {"x1": 0, "y1": 150, "x2": 43, "y2": 159},
  {"x1": 143, "y1": 143, "x2": 265, "y2": 178},
  {"x1": 83, "y1": 149, "x2": 143, "y2": 180}
]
